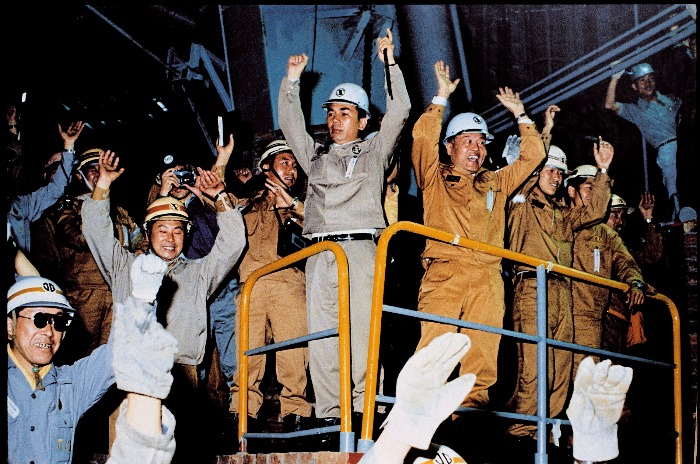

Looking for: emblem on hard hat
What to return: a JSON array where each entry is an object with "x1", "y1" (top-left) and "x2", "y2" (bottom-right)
[
  {"x1": 473, "y1": 116, "x2": 482, "y2": 124},
  {"x1": 336, "y1": 88, "x2": 345, "y2": 97},
  {"x1": 169, "y1": 203, "x2": 179, "y2": 211},
  {"x1": 352, "y1": 145, "x2": 361, "y2": 154}
]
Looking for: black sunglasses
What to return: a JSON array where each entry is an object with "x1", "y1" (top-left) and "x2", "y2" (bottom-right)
[{"x1": 17, "y1": 312, "x2": 73, "y2": 332}]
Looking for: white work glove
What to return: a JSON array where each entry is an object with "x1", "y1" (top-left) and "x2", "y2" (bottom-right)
[
  {"x1": 130, "y1": 253, "x2": 168, "y2": 304},
  {"x1": 380, "y1": 332, "x2": 477, "y2": 450},
  {"x1": 112, "y1": 254, "x2": 178, "y2": 399},
  {"x1": 566, "y1": 357, "x2": 633, "y2": 462},
  {"x1": 501, "y1": 134, "x2": 521, "y2": 165}
]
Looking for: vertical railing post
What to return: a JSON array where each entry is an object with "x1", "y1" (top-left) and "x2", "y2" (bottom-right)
[{"x1": 535, "y1": 265, "x2": 549, "y2": 464}]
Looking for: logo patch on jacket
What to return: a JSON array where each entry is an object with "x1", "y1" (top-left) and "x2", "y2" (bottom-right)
[{"x1": 446, "y1": 175, "x2": 461, "y2": 183}]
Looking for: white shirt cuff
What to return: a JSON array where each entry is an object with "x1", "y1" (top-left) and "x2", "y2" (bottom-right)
[{"x1": 431, "y1": 96, "x2": 448, "y2": 106}]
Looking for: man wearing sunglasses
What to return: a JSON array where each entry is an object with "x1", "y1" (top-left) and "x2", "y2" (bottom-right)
[
  {"x1": 7, "y1": 253, "x2": 182, "y2": 464},
  {"x1": 7, "y1": 275, "x2": 115, "y2": 464}
]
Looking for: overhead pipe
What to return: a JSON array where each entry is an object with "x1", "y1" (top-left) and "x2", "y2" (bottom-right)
[
  {"x1": 449, "y1": 4, "x2": 472, "y2": 103},
  {"x1": 490, "y1": 21, "x2": 695, "y2": 133},
  {"x1": 481, "y1": 3, "x2": 687, "y2": 121},
  {"x1": 487, "y1": 9, "x2": 692, "y2": 127},
  {"x1": 217, "y1": 5, "x2": 235, "y2": 112}
]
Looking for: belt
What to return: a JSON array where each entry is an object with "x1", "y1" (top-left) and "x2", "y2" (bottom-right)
[
  {"x1": 657, "y1": 138, "x2": 677, "y2": 149},
  {"x1": 515, "y1": 270, "x2": 568, "y2": 283},
  {"x1": 311, "y1": 233, "x2": 376, "y2": 244}
]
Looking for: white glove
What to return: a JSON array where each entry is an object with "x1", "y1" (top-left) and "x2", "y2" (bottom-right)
[
  {"x1": 381, "y1": 332, "x2": 477, "y2": 450},
  {"x1": 612, "y1": 69, "x2": 626, "y2": 79},
  {"x1": 501, "y1": 135, "x2": 521, "y2": 165},
  {"x1": 112, "y1": 296, "x2": 178, "y2": 399},
  {"x1": 566, "y1": 357, "x2": 633, "y2": 462},
  {"x1": 130, "y1": 253, "x2": 168, "y2": 304}
]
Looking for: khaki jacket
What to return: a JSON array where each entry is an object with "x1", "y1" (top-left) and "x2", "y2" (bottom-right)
[
  {"x1": 412, "y1": 103, "x2": 546, "y2": 265},
  {"x1": 573, "y1": 222, "x2": 644, "y2": 311},
  {"x1": 508, "y1": 172, "x2": 611, "y2": 273}
]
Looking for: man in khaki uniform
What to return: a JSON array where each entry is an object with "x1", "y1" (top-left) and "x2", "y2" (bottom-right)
[
  {"x1": 229, "y1": 140, "x2": 312, "y2": 432},
  {"x1": 602, "y1": 193, "x2": 661, "y2": 354},
  {"x1": 55, "y1": 148, "x2": 149, "y2": 361},
  {"x1": 411, "y1": 61, "x2": 545, "y2": 409},
  {"x1": 506, "y1": 140, "x2": 614, "y2": 444},
  {"x1": 567, "y1": 168, "x2": 645, "y2": 376},
  {"x1": 277, "y1": 29, "x2": 411, "y2": 422}
]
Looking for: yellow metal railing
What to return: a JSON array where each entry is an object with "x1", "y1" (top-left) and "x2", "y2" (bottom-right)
[
  {"x1": 236, "y1": 240, "x2": 353, "y2": 452},
  {"x1": 361, "y1": 220, "x2": 683, "y2": 463}
]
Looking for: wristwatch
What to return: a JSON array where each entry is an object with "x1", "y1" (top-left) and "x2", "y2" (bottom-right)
[{"x1": 631, "y1": 280, "x2": 645, "y2": 289}]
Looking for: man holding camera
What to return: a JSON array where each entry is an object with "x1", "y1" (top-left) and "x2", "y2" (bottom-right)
[
  {"x1": 147, "y1": 138, "x2": 244, "y2": 450},
  {"x1": 82, "y1": 149, "x2": 246, "y2": 462},
  {"x1": 229, "y1": 139, "x2": 313, "y2": 434}
]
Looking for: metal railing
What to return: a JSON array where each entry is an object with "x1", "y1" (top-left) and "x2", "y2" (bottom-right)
[
  {"x1": 360, "y1": 220, "x2": 683, "y2": 463},
  {"x1": 236, "y1": 240, "x2": 355, "y2": 453}
]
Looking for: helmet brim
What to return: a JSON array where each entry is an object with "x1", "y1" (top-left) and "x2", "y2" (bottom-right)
[
  {"x1": 443, "y1": 129, "x2": 493, "y2": 146},
  {"x1": 13, "y1": 301, "x2": 75, "y2": 313},
  {"x1": 322, "y1": 99, "x2": 371, "y2": 119}
]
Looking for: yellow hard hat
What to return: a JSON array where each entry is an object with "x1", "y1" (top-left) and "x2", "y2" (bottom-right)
[{"x1": 144, "y1": 197, "x2": 190, "y2": 224}]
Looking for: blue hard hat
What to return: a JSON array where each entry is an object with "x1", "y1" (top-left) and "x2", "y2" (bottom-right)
[{"x1": 627, "y1": 63, "x2": 654, "y2": 80}]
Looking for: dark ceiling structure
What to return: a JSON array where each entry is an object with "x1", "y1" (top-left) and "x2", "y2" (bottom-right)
[{"x1": 4, "y1": 4, "x2": 697, "y2": 219}]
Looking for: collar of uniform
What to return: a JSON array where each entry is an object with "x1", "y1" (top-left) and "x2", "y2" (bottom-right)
[
  {"x1": 7, "y1": 345, "x2": 53, "y2": 390},
  {"x1": 183, "y1": 194, "x2": 196, "y2": 208},
  {"x1": 636, "y1": 91, "x2": 667, "y2": 109},
  {"x1": 331, "y1": 138, "x2": 362, "y2": 148}
]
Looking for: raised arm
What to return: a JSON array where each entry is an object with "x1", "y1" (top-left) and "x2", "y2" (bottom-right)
[
  {"x1": 196, "y1": 168, "x2": 247, "y2": 298},
  {"x1": 212, "y1": 133, "x2": 235, "y2": 181},
  {"x1": 372, "y1": 27, "x2": 411, "y2": 170},
  {"x1": 278, "y1": 53, "x2": 316, "y2": 173},
  {"x1": 434, "y1": 60, "x2": 460, "y2": 100},
  {"x1": 605, "y1": 70, "x2": 625, "y2": 113},
  {"x1": 495, "y1": 87, "x2": 547, "y2": 194},
  {"x1": 92, "y1": 150, "x2": 125, "y2": 200},
  {"x1": 411, "y1": 60, "x2": 459, "y2": 189}
]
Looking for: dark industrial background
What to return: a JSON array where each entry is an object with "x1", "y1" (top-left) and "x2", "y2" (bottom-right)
[{"x1": 4, "y1": 4, "x2": 697, "y2": 462}]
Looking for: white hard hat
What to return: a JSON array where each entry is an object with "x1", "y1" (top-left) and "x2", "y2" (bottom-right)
[
  {"x1": 258, "y1": 140, "x2": 294, "y2": 170},
  {"x1": 544, "y1": 145, "x2": 569, "y2": 173},
  {"x1": 443, "y1": 112, "x2": 493, "y2": 145},
  {"x1": 610, "y1": 194, "x2": 635, "y2": 214},
  {"x1": 412, "y1": 444, "x2": 468, "y2": 463},
  {"x1": 322, "y1": 82, "x2": 371, "y2": 119},
  {"x1": 627, "y1": 63, "x2": 654, "y2": 81},
  {"x1": 7, "y1": 276, "x2": 75, "y2": 315},
  {"x1": 564, "y1": 164, "x2": 597, "y2": 187}
]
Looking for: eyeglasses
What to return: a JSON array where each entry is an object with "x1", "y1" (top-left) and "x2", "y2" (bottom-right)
[{"x1": 17, "y1": 312, "x2": 73, "y2": 332}]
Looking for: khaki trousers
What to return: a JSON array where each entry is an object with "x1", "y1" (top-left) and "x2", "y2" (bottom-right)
[
  {"x1": 415, "y1": 258, "x2": 505, "y2": 408},
  {"x1": 508, "y1": 277, "x2": 573, "y2": 438},
  {"x1": 230, "y1": 277, "x2": 311, "y2": 418}
]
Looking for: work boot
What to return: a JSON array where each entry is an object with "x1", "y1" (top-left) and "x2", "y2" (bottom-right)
[
  {"x1": 282, "y1": 413, "x2": 315, "y2": 432},
  {"x1": 315, "y1": 417, "x2": 341, "y2": 451}
]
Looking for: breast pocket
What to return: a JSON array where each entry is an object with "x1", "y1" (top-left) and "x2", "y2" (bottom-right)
[{"x1": 50, "y1": 412, "x2": 74, "y2": 463}]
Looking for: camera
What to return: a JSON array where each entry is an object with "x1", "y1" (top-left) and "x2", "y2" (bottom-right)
[{"x1": 173, "y1": 165, "x2": 198, "y2": 186}]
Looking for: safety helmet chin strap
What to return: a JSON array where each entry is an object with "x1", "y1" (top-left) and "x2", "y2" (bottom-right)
[
  {"x1": 80, "y1": 169, "x2": 95, "y2": 192},
  {"x1": 9, "y1": 311, "x2": 47, "y2": 391},
  {"x1": 262, "y1": 163, "x2": 294, "y2": 196}
]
